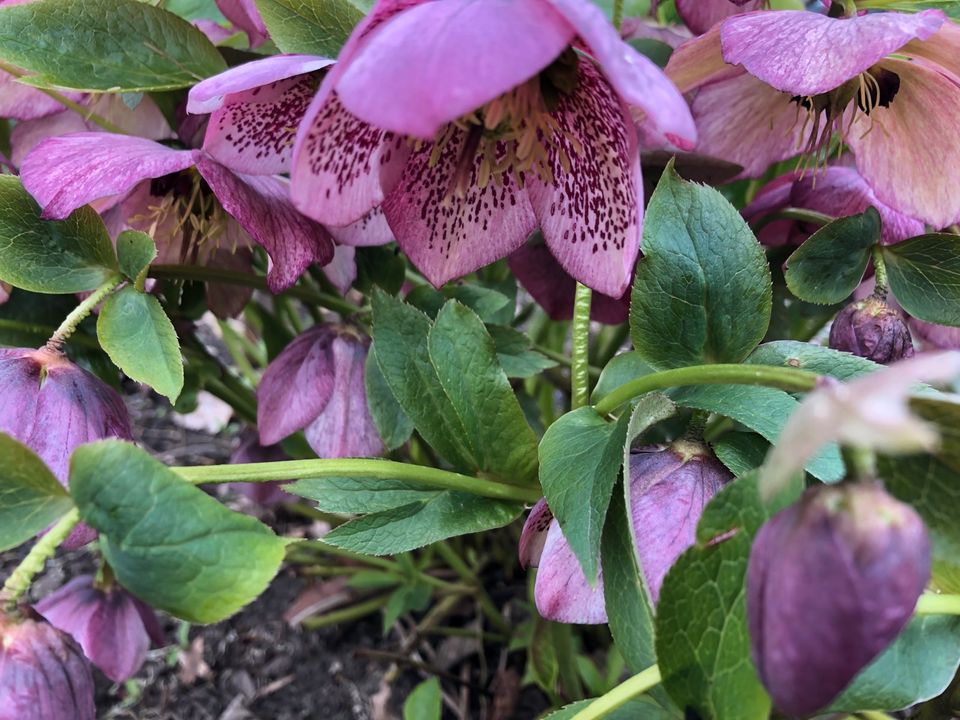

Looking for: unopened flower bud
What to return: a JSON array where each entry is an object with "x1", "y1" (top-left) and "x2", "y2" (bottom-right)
[
  {"x1": 747, "y1": 482, "x2": 930, "y2": 716},
  {"x1": 829, "y1": 295, "x2": 914, "y2": 364},
  {"x1": 0, "y1": 614, "x2": 95, "y2": 720},
  {"x1": 34, "y1": 576, "x2": 164, "y2": 683}
]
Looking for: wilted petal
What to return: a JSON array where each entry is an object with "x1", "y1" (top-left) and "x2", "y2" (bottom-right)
[
  {"x1": 196, "y1": 156, "x2": 335, "y2": 292},
  {"x1": 256, "y1": 325, "x2": 336, "y2": 446},
  {"x1": 534, "y1": 520, "x2": 607, "y2": 624},
  {"x1": 305, "y1": 333, "x2": 384, "y2": 458},
  {"x1": 321, "y1": 244, "x2": 357, "y2": 295},
  {"x1": 846, "y1": 57, "x2": 960, "y2": 228},
  {"x1": 721, "y1": 9, "x2": 945, "y2": 95},
  {"x1": 519, "y1": 498, "x2": 553, "y2": 569},
  {"x1": 527, "y1": 61, "x2": 641, "y2": 297},
  {"x1": 383, "y1": 132, "x2": 536, "y2": 288},
  {"x1": 216, "y1": 0, "x2": 268, "y2": 47},
  {"x1": 675, "y1": 0, "x2": 762, "y2": 36},
  {"x1": 20, "y1": 133, "x2": 199, "y2": 219},
  {"x1": 337, "y1": 0, "x2": 574, "y2": 139}
]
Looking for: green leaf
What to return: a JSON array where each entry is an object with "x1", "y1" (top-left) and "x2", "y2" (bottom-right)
[
  {"x1": 828, "y1": 616, "x2": 960, "y2": 712},
  {"x1": 878, "y1": 453, "x2": 960, "y2": 593},
  {"x1": 116, "y1": 230, "x2": 157, "y2": 288},
  {"x1": 911, "y1": 396, "x2": 960, "y2": 474},
  {"x1": 0, "y1": 433, "x2": 74, "y2": 552},
  {"x1": 70, "y1": 441, "x2": 289, "y2": 623},
  {"x1": 97, "y1": 286, "x2": 184, "y2": 402},
  {"x1": 0, "y1": 0, "x2": 227, "y2": 91},
  {"x1": 545, "y1": 698, "x2": 675, "y2": 720},
  {"x1": 530, "y1": 617, "x2": 560, "y2": 694},
  {"x1": 371, "y1": 289, "x2": 478, "y2": 472},
  {"x1": 745, "y1": 340, "x2": 879, "y2": 381},
  {"x1": 539, "y1": 407, "x2": 631, "y2": 582},
  {"x1": 321, "y1": 491, "x2": 521, "y2": 555},
  {"x1": 670, "y1": 384, "x2": 844, "y2": 482},
  {"x1": 428, "y1": 301, "x2": 539, "y2": 484},
  {"x1": 355, "y1": 246, "x2": 406, "y2": 296},
  {"x1": 881, "y1": 233, "x2": 960, "y2": 325},
  {"x1": 403, "y1": 677, "x2": 441, "y2": 720},
  {"x1": 784, "y1": 208, "x2": 879, "y2": 304},
  {"x1": 160, "y1": 0, "x2": 227, "y2": 22},
  {"x1": 591, "y1": 351, "x2": 655, "y2": 406},
  {"x1": 630, "y1": 162, "x2": 771, "y2": 369},
  {"x1": 364, "y1": 346, "x2": 414, "y2": 451},
  {"x1": 488, "y1": 325, "x2": 557, "y2": 378},
  {"x1": 655, "y1": 475, "x2": 774, "y2": 720},
  {"x1": 289, "y1": 477, "x2": 440, "y2": 513},
  {"x1": 255, "y1": 0, "x2": 367, "y2": 56},
  {"x1": 711, "y1": 433, "x2": 769, "y2": 478},
  {"x1": 383, "y1": 579, "x2": 431, "y2": 634},
  {"x1": 0, "y1": 175, "x2": 118, "y2": 293}
]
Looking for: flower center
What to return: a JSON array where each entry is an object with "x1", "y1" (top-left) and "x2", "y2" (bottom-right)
[
  {"x1": 139, "y1": 170, "x2": 232, "y2": 260},
  {"x1": 428, "y1": 48, "x2": 585, "y2": 196}
]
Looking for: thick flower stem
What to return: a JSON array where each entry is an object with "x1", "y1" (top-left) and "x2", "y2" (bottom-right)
[
  {"x1": 571, "y1": 282, "x2": 593, "y2": 409},
  {"x1": 871, "y1": 246, "x2": 889, "y2": 298},
  {"x1": 1, "y1": 509, "x2": 80, "y2": 613},
  {"x1": 612, "y1": 0, "x2": 625, "y2": 29},
  {"x1": 593, "y1": 364, "x2": 821, "y2": 416},
  {"x1": 570, "y1": 664, "x2": 662, "y2": 720},
  {"x1": 45, "y1": 274, "x2": 122, "y2": 351},
  {"x1": 914, "y1": 593, "x2": 960, "y2": 616},
  {"x1": 173, "y1": 459, "x2": 542, "y2": 504}
]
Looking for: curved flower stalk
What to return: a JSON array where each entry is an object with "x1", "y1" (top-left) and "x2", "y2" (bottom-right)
[
  {"x1": 667, "y1": 8, "x2": 960, "y2": 226},
  {"x1": 289, "y1": 0, "x2": 697, "y2": 298}
]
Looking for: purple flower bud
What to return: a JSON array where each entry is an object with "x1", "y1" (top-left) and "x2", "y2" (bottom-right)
[
  {"x1": 0, "y1": 615, "x2": 95, "y2": 720},
  {"x1": 34, "y1": 575, "x2": 164, "y2": 683},
  {"x1": 257, "y1": 325, "x2": 383, "y2": 459},
  {"x1": 747, "y1": 482, "x2": 931, "y2": 716},
  {"x1": 0, "y1": 348, "x2": 132, "y2": 548},
  {"x1": 629, "y1": 441, "x2": 733, "y2": 603},
  {"x1": 828, "y1": 295, "x2": 915, "y2": 364}
]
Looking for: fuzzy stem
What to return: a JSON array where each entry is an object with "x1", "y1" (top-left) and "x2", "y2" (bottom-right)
[
  {"x1": 1, "y1": 509, "x2": 80, "y2": 612},
  {"x1": 914, "y1": 593, "x2": 960, "y2": 616},
  {"x1": 871, "y1": 246, "x2": 889, "y2": 298},
  {"x1": 570, "y1": 664, "x2": 662, "y2": 720},
  {"x1": 173, "y1": 459, "x2": 542, "y2": 504},
  {"x1": 612, "y1": 0, "x2": 625, "y2": 29},
  {"x1": 571, "y1": 282, "x2": 593, "y2": 409},
  {"x1": 593, "y1": 364, "x2": 820, "y2": 416},
  {"x1": 45, "y1": 275, "x2": 122, "y2": 351}
]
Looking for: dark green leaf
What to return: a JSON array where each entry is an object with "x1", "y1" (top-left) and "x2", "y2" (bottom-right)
[
  {"x1": 711, "y1": 433, "x2": 769, "y2": 478},
  {"x1": 828, "y1": 616, "x2": 960, "y2": 712},
  {"x1": 0, "y1": 0, "x2": 227, "y2": 91},
  {"x1": 383, "y1": 579, "x2": 431, "y2": 633},
  {"x1": 365, "y1": 346, "x2": 414, "y2": 451},
  {"x1": 0, "y1": 175, "x2": 118, "y2": 293},
  {"x1": 98, "y1": 286, "x2": 184, "y2": 402},
  {"x1": 70, "y1": 441, "x2": 289, "y2": 623},
  {"x1": 784, "y1": 208, "x2": 879, "y2": 304},
  {"x1": 745, "y1": 340, "x2": 879, "y2": 381},
  {"x1": 355, "y1": 246, "x2": 405, "y2": 296},
  {"x1": 882, "y1": 234, "x2": 960, "y2": 325},
  {"x1": 630, "y1": 163, "x2": 771, "y2": 369},
  {"x1": 545, "y1": 698, "x2": 676, "y2": 720},
  {"x1": 591, "y1": 351, "x2": 655, "y2": 406},
  {"x1": 488, "y1": 325, "x2": 557, "y2": 378},
  {"x1": 0, "y1": 291, "x2": 81, "y2": 348},
  {"x1": 288, "y1": 477, "x2": 439, "y2": 514},
  {"x1": 0, "y1": 433, "x2": 73, "y2": 552},
  {"x1": 255, "y1": 0, "x2": 367, "y2": 56},
  {"x1": 403, "y1": 678, "x2": 441, "y2": 720},
  {"x1": 428, "y1": 301, "x2": 539, "y2": 484},
  {"x1": 116, "y1": 230, "x2": 157, "y2": 288},
  {"x1": 530, "y1": 617, "x2": 559, "y2": 694},
  {"x1": 160, "y1": 0, "x2": 227, "y2": 22},
  {"x1": 539, "y1": 407, "x2": 631, "y2": 582},
  {"x1": 449, "y1": 283, "x2": 515, "y2": 325}
]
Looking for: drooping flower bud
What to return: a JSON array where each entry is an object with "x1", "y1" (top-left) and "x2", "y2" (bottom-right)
[
  {"x1": 0, "y1": 614, "x2": 96, "y2": 720},
  {"x1": 34, "y1": 575, "x2": 164, "y2": 683},
  {"x1": 747, "y1": 482, "x2": 931, "y2": 716},
  {"x1": 257, "y1": 325, "x2": 383, "y2": 459},
  {"x1": 828, "y1": 295, "x2": 915, "y2": 364},
  {"x1": 0, "y1": 348, "x2": 133, "y2": 547}
]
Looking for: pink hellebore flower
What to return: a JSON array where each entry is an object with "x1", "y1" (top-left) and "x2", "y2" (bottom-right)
[
  {"x1": 34, "y1": 576, "x2": 164, "y2": 684},
  {"x1": 290, "y1": 0, "x2": 697, "y2": 298},
  {"x1": 675, "y1": 0, "x2": 763, "y2": 36},
  {"x1": 667, "y1": 9, "x2": 960, "y2": 227},
  {"x1": 216, "y1": 0, "x2": 269, "y2": 48}
]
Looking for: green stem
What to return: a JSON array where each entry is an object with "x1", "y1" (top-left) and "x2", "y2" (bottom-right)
[
  {"x1": 593, "y1": 364, "x2": 820, "y2": 416},
  {"x1": 1, "y1": 509, "x2": 80, "y2": 612},
  {"x1": 915, "y1": 593, "x2": 960, "y2": 616},
  {"x1": 611, "y1": 0, "x2": 625, "y2": 30},
  {"x1": 570, "y1": 664, "x2": 662, "y2": 720},
  {"x1": 45, "y1": 275, "x2": 122, "y2": 351},
  {"x1": 535, "y1": 343, "x2": 602, "y2": 379},
  {"x1": 433, "y1": 542, "x2": 511, "y2": 634},
  {"x1": 858, "y1": 712, "x2": 896, "y2": 720},
  {"x1": 571, "y1": 282, "x2": 593, "y2": 409},
  {"x1": 301, "y1": 594, "x2": 390, "y2": 629},
  {"x1": 173, "y1": 458, "x2": 542, "y2": 504},
  {"x1": 871, "y1": 246, "x2": 889, "y2": 298}
]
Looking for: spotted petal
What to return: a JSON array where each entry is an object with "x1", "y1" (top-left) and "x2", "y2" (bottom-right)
[{"x1": 535, "y1": 520, "x2": 608, "y2": 624}]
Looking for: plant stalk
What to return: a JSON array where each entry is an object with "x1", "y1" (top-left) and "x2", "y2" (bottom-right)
[
  {"x1": 570, "y1": 664, "x2": 662, "y2": 720},
  {"x1": 915, "y1": 593, "x2": 960, "y2": 616},
  {"x1": 45, "y1": 275, "x2": 121, "y2": 351},
  {"x1": 571, "y1": 282, "x2": 593, "y2": 409},
  {"x1": 1, "y1": 509, "x2": 80, "y2": 613}
]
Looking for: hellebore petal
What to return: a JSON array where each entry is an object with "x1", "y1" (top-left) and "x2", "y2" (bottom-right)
[
  {"x1": 720, "y1": 9, "x2": 945, "y2": 96},
  {"x1": 195, "y1": 156, "x2": 335, "y2": 292},
  {"x1": 325, "y1": 207, "x2": 395, "y2": 248},
  {"x1": 0, "y1": 616, "x2": 95, "y2": 720},
  {"x1": 675, "y1": 0, "x2": 762, "y2": 36},
  {"x1": 665, "y1": 24, "x2": 740, "y2": 95},
  {"x1": 304, "y1": 332, "x2": 384, "y2": 459},
  {"x1": 828, "y1": 295, "x2": 915, "y2": 364},
  {"x1": 747, "y1": 482, "x2": 931, "y2": 716},
  {"x1": 535, "y1": 519, "x2": 608, "y2": 624},
  {"x1": 0, "y1": 70, "x2": 73, "y2": 121},
  {"x1": 20, "y1": 134, "x2": 199, "y2": 220},
  {"x1": 34, "y1": 576, "x2": 160, "y2": 683},
  {"x1": 319, "y1": 244, "x2": 358, "y2": 296},
  {"x1": 256, "y1": 325, "x2": 337, "y2": 446},
  {"x1": 910, "y1": 319, "x2": 960, "y2": 350},
  {"x1": 760, "y1": 352, "x2": 960, "y2": 500},
  {"x1": 216, "y1": 0, "x2": 268, "y2": 47},
  {"x1": 519, "y1": 498, "x2": 553, "y2": 569},
  {"x1": 336, "y1": 0, "x2": 574, "y2": 139},
  {"x1": 628, "y1": 442, "x2": 732, "y2": 602},
  {"x1": 229, "y1": 431, "x2": 295, "y2": 507}
]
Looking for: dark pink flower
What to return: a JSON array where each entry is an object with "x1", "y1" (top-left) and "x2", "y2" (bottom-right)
[
  {"x1": 667, "y1": 9, "x2": 960, "y2": 227},
  {"x1": 0, "y1": 615, "x2": 95, "y2": 720},
  {"x1": 257, "y1": 325, "x2": 383, "y2": 459},
  {"x1": 34, "y1": 576, "x2": 164, "y2": 683},
  {"x1": 675, "y1": 0, "x2": 763, "y2": 36},
  {"x1": 289, "y1": 0, "x2": 697, "y2": 298}
]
